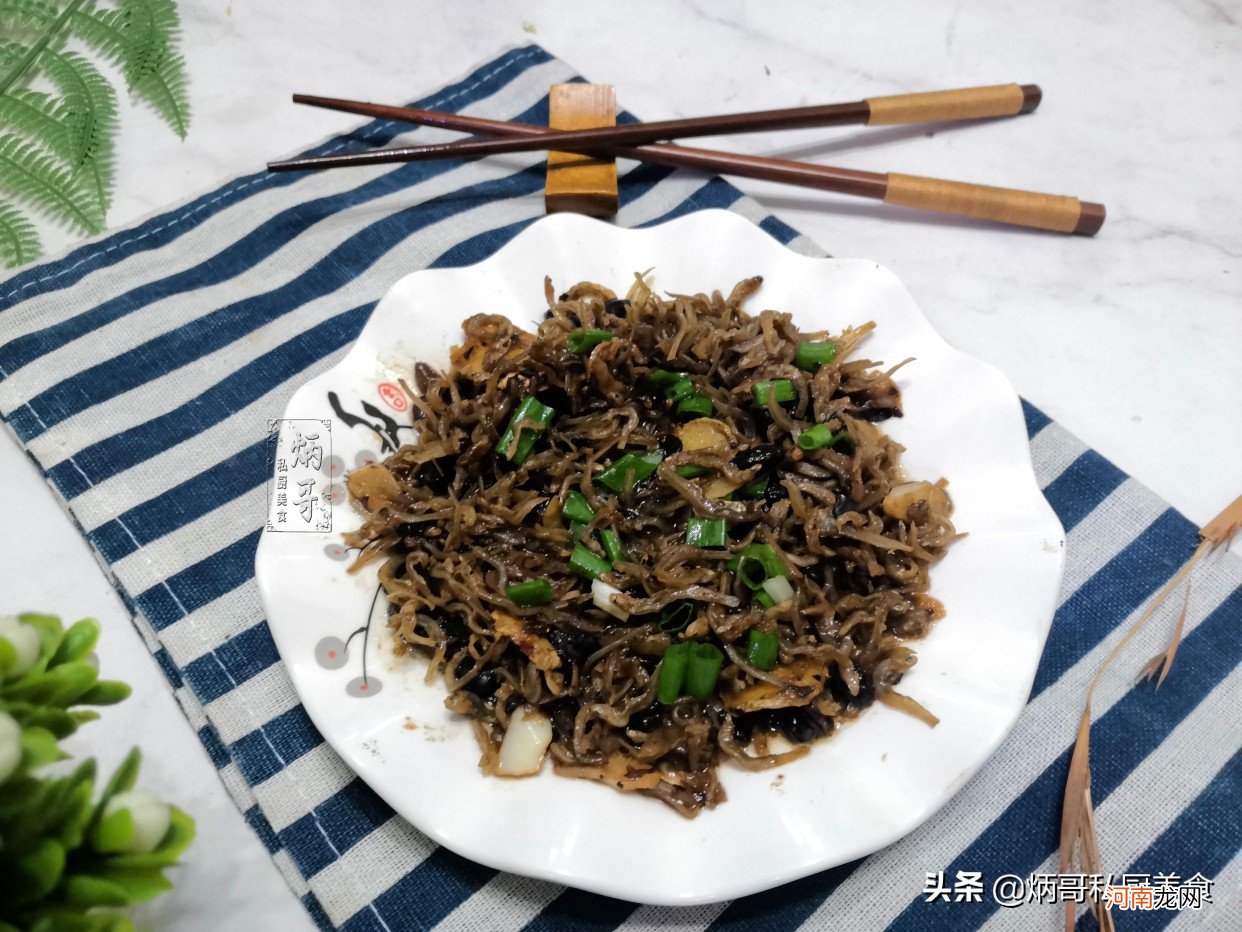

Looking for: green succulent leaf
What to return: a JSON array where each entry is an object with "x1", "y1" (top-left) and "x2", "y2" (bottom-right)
[
  {"x1": 92, "y1": 865, "x2": 175, "y2": 904},
  {"x1": 20, "y1": 724, "x2": 64, "y2": 768},
  {"x1": 63, "y1": 873, "x2": 131, "y2": 907},
  {"x1": 98, "y1": 747, "x2": 141, "y2": 804},
  {"x1": 76, "y1": 678, "x2": 131, "y2": 706},
  {"x1": 0, "y1": 635, "x2": 16, "y2": 671},
  {"x1": 51, "y1": 617, "x2": 101, "y2": 666},
  {"x1": 90, "y1": 804, "x2": 135, "y2": 854},
  {"x1": 104, "y1": 804, "x2": 195, "y2": 868},
  {"x1": 17, "y1": 837, "x2": 66, "y2": 901},
  {"x1": 5, "y1": 660, "x2": 98, "y2": 706}
]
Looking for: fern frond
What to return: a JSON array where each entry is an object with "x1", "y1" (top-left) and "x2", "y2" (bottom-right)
[
  {"x1": 0, "y1": 88, "x2": 76, "y2": 159},
  {"x1": 66, "y1": 2, "x2": 128, "y2": 69},
  {"x1": 0, "y1": 0, "x2": 61, "y2": 29},
  {"x1": 131, "y1": 45, "x2": 188, "y2": 137},
  {"x1": 0, "y1": 199, "x2": 41, "y2": 267},
  {"x1": 0, "y1": 0, "x2": 85, "y2": 94},
  {"x1": 118, "y1": 0, "x2": 189, "y2": 137},
  {"x1": 68, "y1": 0, "x2": 190, "y2": 138},
  {"x1": 0, "y1": 135, "x2": 102, "y2": 231},
  {"x1": 36, "y1": 46, "x2": 115, "y2": 207}
]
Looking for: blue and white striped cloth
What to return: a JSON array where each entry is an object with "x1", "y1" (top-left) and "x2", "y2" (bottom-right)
[{"x1": 1, "y1": 45, "x2": 1237, "y2": 931}]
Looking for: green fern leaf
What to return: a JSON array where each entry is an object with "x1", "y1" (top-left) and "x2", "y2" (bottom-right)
[
  {"x1": 0, "y1": 135, "x2": 102, "y2": 231},
  {"x1": 0, "y1": 0, "x2": 61, "y2": 29},
  {"x1": 0, "y1": 199, "x2": 40, "y2": 266},
  {"x1": 0, "y1": 88, "x2": 76, "y2": 160},
  {"x1": 36, "y1": 46, "x2": 116, "y2": 207},
  {"x1": 130, "y1": 47, "x2": 188, "y2": 138},
  {"x1": 66, "y1": 3, "x2": 128, "y2": 70},
  {"x1": 117, "y1": 0, "x2": 189, "y2": 137}
]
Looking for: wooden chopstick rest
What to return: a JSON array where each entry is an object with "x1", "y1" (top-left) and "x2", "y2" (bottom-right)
[
  {"x1": 864, "y1": 83, "x2": 1039, "y2": 124},
  {"x1": 545, "y1": 83, "x2": 618, "y2": 217}
]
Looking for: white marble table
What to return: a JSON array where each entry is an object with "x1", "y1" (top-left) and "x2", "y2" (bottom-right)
[{"x1": 5, "y1": 1, "x2": 1239, "y2": 927}]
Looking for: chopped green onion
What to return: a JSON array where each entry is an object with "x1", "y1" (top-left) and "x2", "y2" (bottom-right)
[
  {"x1": 728, "y1": 543, "x2": 789, "y2": 589},
  {"x1": 569, "y1": 544, "x2": 611, "y2": 580},
  {"x1": 563, "y1": 491, "x2": 595, "y2": 524},
  {"x1": 752, "y1": 379, "x2": 796, "y2": 406},
  {"x1": 600, "y1": 529, "x2": 628, "y2": 564},
  {"x1": 658, "y1": 642, "x2": 692, "y2": 703},
  {"x1": 684, "y1": 643, "x2": 725, "y2": 699},
  {"x1": 645, "y1": 370, "x2": 684, "y2": 391},
  {"x1": 495, "y1": 396, "x2": 556, "y2": 464},
  {"x1": 506, "y1": 579, "x2": 555, "y2": 606},
  {"x1": 566, "y1": 329, "x2": 613, "y2": 354},
  {"x1": 762, "y1": 575, "x2": 795, "y2": 605},
  {"x1": 686, "y1": 517, "x2": 727, "y2": 548},
  {"x1": 675, "y1": 464, "x2": 712, "y2": 479},
  {"x1": 658, "y1": 601, "x2": 695, "y2": 634},
  {"x1": 570, "y1": 520, "x2": 589, "y2": 543},
  {"x1": 795, "y1": 341, "x2": 837, "y2": 371},
  {"x1": 667, "y1": 377, "x2": 696, "y2": 400},
  {"x1": 741, "y1": 476, "x2": 769, "y2": 498},
  {"x1": 736, "y1": 554, "x2": 768, "y2": 590},
  {"x1": 746, "y1": 629, "x2": 779, "y2": 670},
  {"x1": 743, "y1": 543, "x2": 789, "y2": 579},
  {"x1": 596, "y1": 450, "x2": 664, "y2": 493},
  {"x1": 675, "y1": 393, "x2": 714, "y2": 419},
  {"x1": 754, "y1": 590, "x2": 776, "y2": 610},
  {"x1": 797, "y1": 423, "x2": 839, "y2": 451}
]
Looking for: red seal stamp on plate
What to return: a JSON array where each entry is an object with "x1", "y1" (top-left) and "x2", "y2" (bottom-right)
[{"x1": 377, "y1": 381, "x2": 407, "y2": 412}]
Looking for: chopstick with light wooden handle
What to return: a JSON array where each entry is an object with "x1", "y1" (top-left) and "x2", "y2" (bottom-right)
[
  {"x1": 272, "y1": 95, "x2": 1105, "y2": 235},
  {"x1": 284, "y1": 85, "x2": 1043, "y2": 162}
]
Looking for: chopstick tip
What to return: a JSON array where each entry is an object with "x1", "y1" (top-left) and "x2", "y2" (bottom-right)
[
  {"x1": 1019, "y1": 85, "x2": 1042, "y2": 114},
  {"x1": 1075, "y1": 202, "x2": 1106, "y2": 236}
]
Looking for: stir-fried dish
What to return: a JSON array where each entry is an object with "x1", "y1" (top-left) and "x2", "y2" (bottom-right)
[{"x1": 344, "y1": 274, "x2": 957, "y2": 817}]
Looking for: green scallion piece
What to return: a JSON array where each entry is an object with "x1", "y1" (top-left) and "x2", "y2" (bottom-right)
[
  {"x1": 569, "y1": 544, "x2": 611, "y2": 580},
  {"x1": 746, "y1": 629, "x2": 779, "y2": 670},
  {"x1": 797, "y1": 423, "x2": 838, "y2": 451},
  {"x1": 729, "y1": 543, "x2": 789, "y2": 589},
  {"x1": 795, "y1": 341, "x2": 837, "y2": 371},
  {"x1": 506, "y1": 579, "x2": 555, "y2": 606},
  {"x1": 495, "y1": 396, "x2": 556, "y2": 465},
  {"x1": 645, "y1": 370, "x2": 684, "y2": 391},
  {"x1": 658, "y1": 601, "x2": 695, "y2": 634},
  {"x1": 600, "y1": 529, "x2": 628, "y2": 564},
  {"x1": 752, "y1": 379, "x2": 796, "y2": 407},
  {"x1": 675, "y1": 393, "x2": 714, "y2": 419},
  {"x1": 566, "y1": 329, "x2": 613, "y2": 354},
  {"x1": 595, "y1": 450, "x2": 664, "y2": 493},
  {"x1": 741, "y1": 476, "x2": 769, "y2": 498},
  {"x1": 684, "y1": 643, "x2": 725, "y2": 699},
  {"x1": 675, "y1": 464, "x2": 712, "y2": 479},
  {"x1": 736, "y1": 554, "x2": 768, "y2": 590},
  {"x1": 658, "y1": 642, "x2": 692, "y2": 704},
  {"x1": 745, "y1": 543, "x2": 790, "y2": 579},
  {"x1": 570, "y1": 521, "x2": 589, "y2": 543},
  {"x1": 686, "y1": 517, "x2": 727, "y2": 548},
  {"x1": 667, "y1": 377, "x2": 696, "y2": 400},
  {"x1": 754, "y1": 590, "x2": 776, "y2": 610},
  {"x1": 563, "y1": 491, "x2": 595, "y2": 524}
]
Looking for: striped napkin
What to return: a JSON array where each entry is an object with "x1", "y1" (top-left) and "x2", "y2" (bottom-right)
[{"x1": 1, "y1": 45, "x2": 1237, "y2": 932}]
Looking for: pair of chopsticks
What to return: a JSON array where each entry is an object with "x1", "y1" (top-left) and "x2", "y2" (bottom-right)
[{"x1": 270, "y1": 84, "x2": 1104, "y2": 236}]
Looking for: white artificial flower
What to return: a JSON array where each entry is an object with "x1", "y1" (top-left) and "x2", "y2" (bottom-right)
[{"x1": 103, "y1": 790, "x2": 172, "y2": 854}]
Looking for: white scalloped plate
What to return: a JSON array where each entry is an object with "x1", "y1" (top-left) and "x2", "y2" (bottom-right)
[{"x1": 255, "y1": 209, "x2": 1064, "y2": 906}]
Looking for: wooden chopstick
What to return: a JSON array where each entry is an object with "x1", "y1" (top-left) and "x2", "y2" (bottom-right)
[
  {"x1": 272, "y1": 95, "x2": 1105, "y2": 236},
  {"x1": 289, "y1": 85, "x2": 1043, "y2": 164}
]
